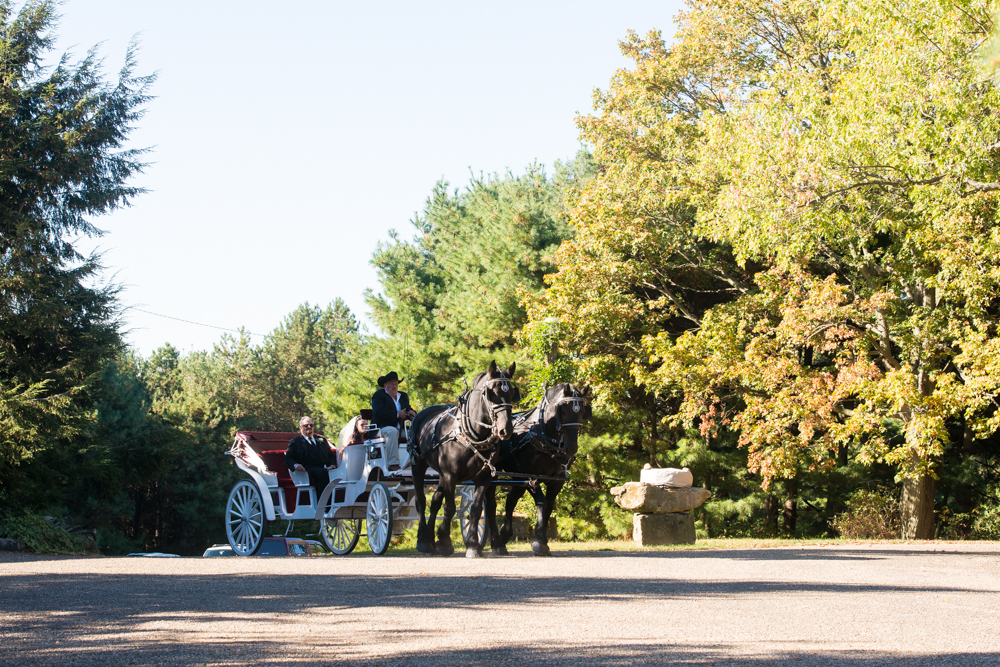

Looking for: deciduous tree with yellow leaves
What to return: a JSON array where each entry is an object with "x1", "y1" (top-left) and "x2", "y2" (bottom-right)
[{"x1": 534, "y1": 0, "x2": 1000, "y2": 538}]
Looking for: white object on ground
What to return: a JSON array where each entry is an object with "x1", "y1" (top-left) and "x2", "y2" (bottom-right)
[{"x1": 639, "y1": 467, "x2": 693, "y2": 487}]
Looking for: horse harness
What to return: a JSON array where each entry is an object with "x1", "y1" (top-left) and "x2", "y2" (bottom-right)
[
  {"x1": 509, "y1": 388, "x2": 587, "y2": 476},
  {"x1": 418, "y1": 373, "x2": 518, "y2": 477}
]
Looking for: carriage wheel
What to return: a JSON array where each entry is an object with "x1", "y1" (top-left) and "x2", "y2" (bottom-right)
[
  {"x1": 320, "y1": 518, "x2": 361, "y2": 555},
  {"x1": 458, "y1": 485, "x2": 488, "y2": 548},
  {"x1": 366, "y1": 482, "x2": 393, "y2": 555},
  {"x1": 226, "y1": 479, "x2": 268, "y2": 556}
]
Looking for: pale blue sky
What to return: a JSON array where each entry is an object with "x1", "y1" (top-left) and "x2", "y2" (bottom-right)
[{"x1": 56, "y1": 0, "x2": 684, "y2": 355}]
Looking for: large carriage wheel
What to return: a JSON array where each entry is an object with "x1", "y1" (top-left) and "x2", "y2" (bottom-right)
[
  {"x1": 226, "y1": 479, "x2": 268, "y2": 556},
  {"x1": 458, "y1": 485, "x2": 488, "y2": 548},
  {"x1": 320, "y1": 518, "x2": 361, "y2": 555},
  {"x1": 366, "y1": 482, "x2": 393, "y2": 555}
]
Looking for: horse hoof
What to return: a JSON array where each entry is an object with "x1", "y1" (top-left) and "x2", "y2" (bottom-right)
[
  {"x1": 492, "y1": 546, "x2": 509, "y2": 556},
  {"x1": 416, "y1": 541, "x2": 430, "y2": 554},
  {"x1": 436, "y1": 542, "x2": 455, "y2": 557},
  {"x1": 465, "y1": 547, "x2": 482, "y2": 559},
  {"x1": 531, "y1": 542, "x2": 551, "y2": 556}
]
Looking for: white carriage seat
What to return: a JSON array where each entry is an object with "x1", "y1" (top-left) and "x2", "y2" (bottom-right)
[{"x1": 339, "y1": 443, "x2": 367, "y2": 481}]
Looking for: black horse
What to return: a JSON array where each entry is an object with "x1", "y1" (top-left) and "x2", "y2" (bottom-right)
[
  {"x1": 485, "y1": 383, "x2": 592, "y2": 556},
  {"x1": 409, "y1": 360, "x2": 519, "y2": 558}
]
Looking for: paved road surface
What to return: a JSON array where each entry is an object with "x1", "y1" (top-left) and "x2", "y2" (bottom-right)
[{"x1": 2, "y1": 543, "x2": 999, "y2": 666}]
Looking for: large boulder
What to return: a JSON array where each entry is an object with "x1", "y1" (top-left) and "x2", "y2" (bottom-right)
[
  {"x1": 633, "y1": 512, "x2": 696, "y2": 545},
  {"x1": 610, "y1": 482, "x2": 711, "y2": 513}
]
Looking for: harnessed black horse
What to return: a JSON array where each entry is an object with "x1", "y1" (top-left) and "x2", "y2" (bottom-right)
[
  {"x1": 485, "y1": 383, "x2": 592, "y2": 556},
  {"x1": 408, "y1": 360, "x2": 520, "y2": 557}
]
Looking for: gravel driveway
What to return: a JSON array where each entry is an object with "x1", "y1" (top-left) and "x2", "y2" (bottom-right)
[{"x1": 2, "y1": 542, "x2": 998, "y2": 666}]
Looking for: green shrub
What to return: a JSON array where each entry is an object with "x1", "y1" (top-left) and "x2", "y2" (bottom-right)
[
  {"x1": 971, "y1": 486, "x2": 1000, "y2": 540},
  {"x1": 557, "y1": 516, "x2": 603, "y2": 541},
  {"x1": 0, "y1": 509, "x2": 97, "y2": 554},
  {"x1": 830, "y1": 489, "x2": 899, "y2": 539},
  {"x1": 936, "y1": 508, "x2": 975, "y2": 540}
]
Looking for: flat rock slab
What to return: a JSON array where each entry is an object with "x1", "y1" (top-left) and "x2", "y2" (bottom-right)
[
  {"x1": 611, "y1": 482, "x2": 711, "y2": 513},
  {"x1": 633, "y1": 512, "x2": 696, "y2": 545}
]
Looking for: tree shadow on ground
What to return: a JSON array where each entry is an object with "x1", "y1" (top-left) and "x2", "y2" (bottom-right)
[
  {"x1": 4, "y1": 563, "x2": 997, "y2": 667},
  {"x1": 549, "y1": 547, "x2": 1000, "y2": 562},
  {"x1": 6, "y1": 637, "x2": 997, "y2": 667},
  {"x1": 1, "y1": 571, "x2": 993, "y2": 616}
]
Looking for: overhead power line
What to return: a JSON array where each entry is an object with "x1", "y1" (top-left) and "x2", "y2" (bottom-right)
[{"x1": 130, "y1": 308, "x2": 265, "y2": 337}]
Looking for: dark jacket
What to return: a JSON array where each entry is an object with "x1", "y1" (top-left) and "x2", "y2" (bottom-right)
[
  {"x1": 371, "y1": 389, "x2": 412, "y2": 430},
  {"x1": 284, "y1": 434, "x2": 335, "y2": 471}
]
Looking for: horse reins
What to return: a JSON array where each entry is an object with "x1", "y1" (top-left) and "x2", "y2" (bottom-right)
[{"x1": 421, "y1": 371, "x2": 519, "y2": 477}]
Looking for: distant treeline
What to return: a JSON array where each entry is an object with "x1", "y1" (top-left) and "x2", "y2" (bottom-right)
[{"x1": 3, "y1": 0, "x2": 1000, "y2": 554}]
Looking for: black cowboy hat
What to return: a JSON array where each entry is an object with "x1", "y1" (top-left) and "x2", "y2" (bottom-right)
[{"x1": 377, "y1": 371, "x2": 404, "y2": 387}]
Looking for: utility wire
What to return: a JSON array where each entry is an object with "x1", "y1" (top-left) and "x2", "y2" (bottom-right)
[{"x1": 130, "y1": 308, "x2": 265, "y2": 337}]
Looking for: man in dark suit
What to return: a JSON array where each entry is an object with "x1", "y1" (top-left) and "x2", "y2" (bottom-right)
[
  {"x1": 371, "y1": 371, "x2": 416, "y2": 471},
  {"x1": 285, "y1": 416, "x2": 338, "y2": 496}
]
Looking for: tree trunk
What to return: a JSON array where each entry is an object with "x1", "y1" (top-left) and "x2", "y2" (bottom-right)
[
  {"x1": 900, "y1": 475, "x2": 936, "y2": 539},
  {"x1": 763, "y1": 493, "x2": 779, "y2": 535},
  {"x1": 156, "y1": 481, "x2": 165, "y2": 551},
  {"x1": 783, "y1": 478, "x2": 798, "y2": 534},
  {"x1": 837, "y1": 444, "x2": 848, "y2": 467}
]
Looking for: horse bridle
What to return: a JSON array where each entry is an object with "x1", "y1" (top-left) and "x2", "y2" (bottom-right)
[
  {"x1": 459, "y1": 373, "x2": 517, "y2": 448},
  {"x1": 523, "y1": 387, "x2": 587, "y2": 471},
  {"x1": 538, "y1": 388, "x2": 586, "y2": 436},
  {"x1": 418, "y1": 371, "x2": 518, "y2": 477}
]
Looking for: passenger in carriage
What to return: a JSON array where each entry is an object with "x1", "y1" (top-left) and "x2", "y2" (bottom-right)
[
  {"x1": 337, "y1": 414, "x2": 368, "y2": 447},
  {"x1": 371, "y1": 371, "x2": 416, "y2": 471},
  {"x1": 285, "y1": 416, "x2": 338, "y2": 495}
]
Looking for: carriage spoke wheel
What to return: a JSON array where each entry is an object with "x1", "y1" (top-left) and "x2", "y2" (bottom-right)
[
  {"x1": 459, "y1": 485, "x2": 488, "y2": 549},
  {"x1": 320, "y1": 518, "x2": 361, "y2": 555},
  {"x1": 226, "y1": 479, "x2": 268, "y2": 556},
  {"x1": 366, "y1": 482, "x2": 393, "y2": 555}
]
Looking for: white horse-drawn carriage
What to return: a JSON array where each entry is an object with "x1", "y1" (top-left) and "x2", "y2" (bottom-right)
[{"x1": 224, "y1": 421, "x2": 481, "y2": 556}]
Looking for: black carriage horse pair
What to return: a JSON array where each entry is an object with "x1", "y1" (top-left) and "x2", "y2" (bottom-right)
[{"x1": 408, "y1": 360, "x2": 592, "y2": 558}]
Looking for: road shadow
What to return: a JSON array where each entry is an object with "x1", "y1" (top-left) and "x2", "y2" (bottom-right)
[
  {"x1": 4, "y1": 566, "x2": 997, "y2": 666},
  {"x1": 6, "y1": 635, "x2": 998, "y2": 667},
  {"x1": 547, "y1": 547, "x2": 1000, "y2": 562},
  {"x1": 2, "y1": 571, "x2": 994, "y2": 616}
]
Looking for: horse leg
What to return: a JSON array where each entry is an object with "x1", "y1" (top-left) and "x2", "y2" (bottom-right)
[
  {"x1": 498, "y1": 485, "x2": 525, "y2": 551},
  {"x1": 435, "y1": 480, "x2": 456, "y2": 556},
  {"x1": 528, "y1": 482, "x2": 550, "y2": 556},
  {"x1": 486, "y1": 485, "x2": 507, "y2": 556},
  {"x1": 464, "y1": 484, "x2": 487, "y2": 558},
  {"x1": 533, "y1": 481, "x2": 564, "y2": 557},
  {"x1": 413, "y1": 465, "x2": 434, "y2": 554},
  {"x1": 427, "y1": 482, "x2": 455, "y2": 556}
]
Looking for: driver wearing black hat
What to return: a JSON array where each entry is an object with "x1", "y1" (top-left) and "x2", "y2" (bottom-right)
[{"x1": 371, "y1": 371, "x2": 416, "y2": 471}]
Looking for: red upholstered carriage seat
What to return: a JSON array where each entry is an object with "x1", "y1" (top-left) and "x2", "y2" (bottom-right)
[{"x1": 236, "y1": 431, "x2": 333, "y2": 513}]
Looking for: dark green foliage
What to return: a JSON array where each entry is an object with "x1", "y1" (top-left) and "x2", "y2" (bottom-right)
[
  {"x1": 0, "y1": 0, "x2": 152, "y2": 487},
  {"x1": 0, "y1": 506, "x2": 97, "y2": 554}
]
